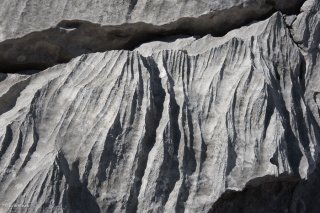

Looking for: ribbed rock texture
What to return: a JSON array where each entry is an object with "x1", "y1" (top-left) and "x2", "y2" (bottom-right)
[{"x1": 0, "y1": 0, "x2": 319, "y2": 212}]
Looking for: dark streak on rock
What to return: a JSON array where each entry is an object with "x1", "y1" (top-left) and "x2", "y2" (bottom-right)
[{"x1": 0, "y1": 0, "x2": 305, "y2": 73}]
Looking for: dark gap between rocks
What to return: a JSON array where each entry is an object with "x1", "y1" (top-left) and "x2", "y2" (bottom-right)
[{"x1": 0, "y1": 0, "x2": 305, "y2": 73}]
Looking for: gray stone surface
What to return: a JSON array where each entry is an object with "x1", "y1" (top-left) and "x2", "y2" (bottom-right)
[
  {"x1": 0, "y1": 0, "x2": 303, "y2": 41},
  {"x1": 0, "y1": 0, "x2": 319, "y2": 212}
]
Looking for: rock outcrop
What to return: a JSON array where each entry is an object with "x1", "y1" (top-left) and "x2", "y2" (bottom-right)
[
  {"x1": 0, "y1": 0, "x2": 304, "y2": 41},
  {"x1": 0, "y1": 0, "x2": 319, "y2": 212},
  {"x1": 0, "y1": 0, "x2": 305, "y2": 73}
]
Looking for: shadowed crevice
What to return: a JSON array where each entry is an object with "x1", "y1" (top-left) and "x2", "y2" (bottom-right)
[
  {"x1": 209, "y1": 164, "x2": 320, "y2": 213},
  {"x1": 125, "y1": 56, "x2": 166, "y2": 213},
  {"x1": 0, "y1": 0, "x2": 305, "y2": 73},
  {"x1": 56, "y1": 153, "x2": 101, "y2": 213},
  {"x1": 0, "y1": 78, "x2": 30, "y2": 115},
  {"x1": 209, "y1": 176, "x2": 299, "y2": 213}
]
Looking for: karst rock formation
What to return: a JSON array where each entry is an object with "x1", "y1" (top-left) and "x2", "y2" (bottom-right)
[{"x1": 0, "y1": 0, "x2": 319, "y2": 212}]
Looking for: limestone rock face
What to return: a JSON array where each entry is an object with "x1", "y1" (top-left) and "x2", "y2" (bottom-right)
[
  {"x1": 0, "y1": 0, "x2": 319, "y2": 212},
  {"x1": 0, "y1": 0, "x2": 303, "y2": 41}
]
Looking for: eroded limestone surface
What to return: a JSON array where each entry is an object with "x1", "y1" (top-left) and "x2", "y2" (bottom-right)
[{"x1": 0, "y1": 0, "x2": 319, "y2": 212}]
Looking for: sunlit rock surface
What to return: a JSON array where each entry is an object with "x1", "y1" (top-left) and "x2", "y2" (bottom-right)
[{"x1": 0, "y1": 0, "x2": 319, "y2": 212}]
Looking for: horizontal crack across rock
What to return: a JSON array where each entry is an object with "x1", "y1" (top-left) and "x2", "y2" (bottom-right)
[{"x1": 0, "y1": 0, "x2": 305, "y2": 73}]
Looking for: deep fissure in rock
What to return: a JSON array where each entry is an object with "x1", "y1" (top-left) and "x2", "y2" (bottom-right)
[{"x1": 0, "y1": 0, "x2": 305, "y2": 73}]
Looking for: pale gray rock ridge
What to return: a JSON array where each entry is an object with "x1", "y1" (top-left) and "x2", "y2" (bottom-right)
[
  {"x1": 211, "y1": 1, "x2": 320, "y2": 212},
  {"x1": 0, "y1": 0, "x2": 320, "y2": 212},
  {"x1": 0, "y1": 7, "x2": 320, "y2": 212}
]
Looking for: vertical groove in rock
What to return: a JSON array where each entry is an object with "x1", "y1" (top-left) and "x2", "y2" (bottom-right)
[
  {"x1": 152, "y1": 52, "x2": 181, "y2": 210},
  {"x1": 0, "y1": 0, "x2": 319, "y2": 212},
  {"x1": 126, "y1": 56, "x2": 166, "y2": 213}
]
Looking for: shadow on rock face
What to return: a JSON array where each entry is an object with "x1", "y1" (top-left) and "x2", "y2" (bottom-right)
[
  {"x1": 209, "y1": 165, "x2": 320, "y2": 213},
  {"x1": 57, "y1": 153, "x2": 101, "y2": 212},
  {"x1": 67, "y1": 185, "x2": 100, "y2": 213},
  {"x1": 209, "y1": 177, "x2": 299, "y2": 213}
]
